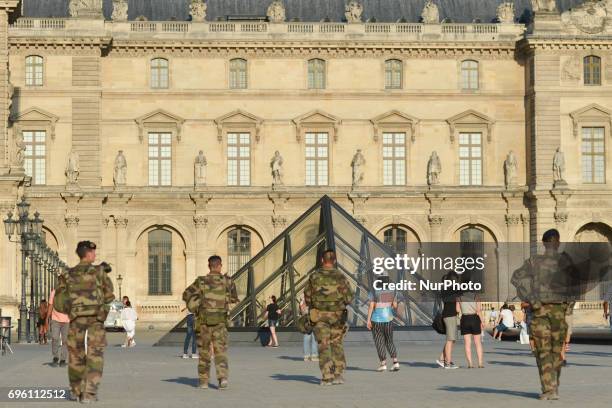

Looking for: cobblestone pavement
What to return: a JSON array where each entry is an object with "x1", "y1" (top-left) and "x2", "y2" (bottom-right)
[{"x1": 0, "y1": 331, "x2": 610, "y2": 408}]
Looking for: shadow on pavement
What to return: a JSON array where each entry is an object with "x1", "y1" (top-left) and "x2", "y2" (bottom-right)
[
  {"x1": 485, "y1": 351, "x2": 533, "y2": 357},
  {"x1": 270, "y1": 374, "x2": 320, "y2": 384},
  {"x1": 162, "y1": 377, "x2": 209, "y2": 388},
  {"x1": 575, "y1": 351, "x2": 612, "y2": 357},
  {"x1": 488, "y1": 360, "x2": 533, "y2": 367},
  {"x1": 438, "y1": 386, "x2": 538, "y2": 399},
  {"x1": 278, "y1": 356, "x2": 306, "y2": 362},
  {"x1": 402, "y1": 361, "x2": 439, "y2": 368}
]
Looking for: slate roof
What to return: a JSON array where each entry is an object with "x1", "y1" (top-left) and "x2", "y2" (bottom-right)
[{"x1": 22, "y1": 0, "x2": 586, "y2": 24}]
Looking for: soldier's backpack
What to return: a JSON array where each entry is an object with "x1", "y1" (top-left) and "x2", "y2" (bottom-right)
[
  {"x1": 184, "y1": 274, "x2": 232, "y2": 326},
  {"x1": 308, "y1": 269, "x2": 347, "y2": 311},
  {"x1": 54, "y1": 264, "x2": 108, "y2": 321}
]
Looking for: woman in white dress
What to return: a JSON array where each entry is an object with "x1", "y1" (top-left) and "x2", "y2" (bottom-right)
[{"x1": 121, "y1": 301, "x2": 138, "y2": 348}]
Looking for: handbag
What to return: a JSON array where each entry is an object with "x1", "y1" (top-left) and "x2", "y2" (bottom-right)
[{"x1": 432, "y1": 312, "x2": 446, "y2": 335}]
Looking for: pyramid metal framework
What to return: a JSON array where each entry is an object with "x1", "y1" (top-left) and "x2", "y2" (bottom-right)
[{"x1": 228, "y1": 195, "x2": 434, "y2": 328}]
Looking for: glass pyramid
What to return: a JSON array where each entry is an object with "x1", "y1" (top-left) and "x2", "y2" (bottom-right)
[{"x1": 228, "y1": 195, "x2": 434, "y2": 328}]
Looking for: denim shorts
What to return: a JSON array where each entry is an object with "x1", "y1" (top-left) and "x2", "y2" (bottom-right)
[{"x1": 496, "y1": 323, "x2": 509, "y2": 332}]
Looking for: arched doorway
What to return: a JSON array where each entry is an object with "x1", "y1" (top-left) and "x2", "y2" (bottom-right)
[
  {"x1": 573, "y1": 222, "x2": 612, "y2": 301},
  {"x1": 216, "y1": 225, "x2": 264, "y2": 277}
]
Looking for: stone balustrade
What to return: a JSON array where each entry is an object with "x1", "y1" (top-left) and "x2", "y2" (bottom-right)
[{"x1": 8, "y1": 18, "x2": 526, "y2": 42}]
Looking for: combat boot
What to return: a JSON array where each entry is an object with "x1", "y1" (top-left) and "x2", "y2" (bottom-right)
[
  {"x1": 199, "y1": 382, "x2": 209, "y2": 390},
  {"x1": 320, "y1": 379, "x2": 334, "y2": 386},
  {"x1": 538, "y1": 392, "x2": 559, "y2": 400},
  {"x1": 332, "y1": 375, "x2": 345, "y2": 385},
  {"x1": 219, "y1": 379, "x2": 229, "y2": 390}
]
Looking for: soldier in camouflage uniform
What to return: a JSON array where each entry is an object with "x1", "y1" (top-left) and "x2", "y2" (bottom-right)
[
  {"x1": 182, "y1": 255, "x2": 238, "y2": 390},
  {"x1": 511, "y1": 229, "x2": 572, "y2": 400},
  {"x1": 54, "y1": 241, "x2": 115, "y2": 403},
  {"x1": 304, "y1": 250, "x2": 354, "y2": 386}
]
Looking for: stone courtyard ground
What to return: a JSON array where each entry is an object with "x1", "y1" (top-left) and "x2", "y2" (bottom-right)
[{"x1": 0, "y1": 330, "x2": 611, "y2": 408}]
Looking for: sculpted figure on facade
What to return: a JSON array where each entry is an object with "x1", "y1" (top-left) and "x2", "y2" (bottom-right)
[
  {"x1": 427, "y1": 151, "x2": 442, "y2": 185},
  {"x1": 194, "y1": 150, "x2": 207, "y2": 186},
  {"x1": 553, "y1": 147, "x2": 566, "y2": 185},
  {"x1": 270, "y1": 150, "x2": 284, "y2": 187},
  {"x1": 504, "y1": 150, "x2": 518, "y2": 188},
  {"x1": 13, "y1": 131, "x2": 25, "y2": 167},
  {"x1": 66, "y1": 149, "x2": 80, "y2": 185},
  {"x1": 561, "y1": 57, "x2": 581, "y2": 82},
  {"x1": 114, "y1": 150, "x2": 127, "y2": 186},
  {"x1": 267, "y1": 0, "x2": 286, "y2": 23},
  {"x1": 496, "y1": 2, "x2": 515, "y2": 23},
  {"x1": 531, "y1": 0, "x2": 558, "y2": 13},
  {"x1": 351, "y1": 149, "x2": 366, "y2": 187},
  {"x1": 421, "y1": 0, "x2": 440, "y2": 24},
  {"x1": 561, "y1": 0, "x2": 607, "y2": 34},
  {"x1": 345, "y1": 1, "x2": 364, "y2": 23},
  {"x1": 190, "y1": 0, "x2": 208, "y2": 22},
  {"x1": 69, "y1": 0, "x2": 103, "y2": 17},
  {"x1": 111, "y1": 0, "x2": 128, "y2": 22}
]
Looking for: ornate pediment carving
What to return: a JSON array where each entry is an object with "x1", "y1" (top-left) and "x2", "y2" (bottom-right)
[
  {"x1": 135, "y1": 109, "x2": 185, "y2": 143},
  {"x1": 370, "y1": 110, "x2": 419, "y2": 142},
  {"x1": 214, "y1": 110, "x2": 263, "y2": 142},
  {"x1": 11, "y1": 107, "x2": 59, "y2": 140},
  {"x1": 569, "y1": 103, "x2": 612, "y2": 137},
  {"x1": 446, "y1": 109, "x2": 495, "y2": 143},
  {"x1": 292, "y1": 110, "x2": 340, "y2": 142},
  {"x1": 561, "y1": 0, "x2": 608, "y2": 35}
]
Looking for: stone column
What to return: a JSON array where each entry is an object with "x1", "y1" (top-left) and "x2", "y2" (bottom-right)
[
  {"x1": 428, "y1": 215, "x2": 444, "y2": 242},
  {"x1": 193, "y1": 215, "x2": 208, "y2": 279},
  {"x1": 114, "y1": 216, "x2": 128, "y2": 295},
  {"x1": 64, "y1": 215, "x2": 80, "y2": 265},
  {"x1": 185, "y1": 250, "x2": 197, "y2": 288},
  {"x1": 0, "y1": 2, "x2": 19, "y2": 173}
]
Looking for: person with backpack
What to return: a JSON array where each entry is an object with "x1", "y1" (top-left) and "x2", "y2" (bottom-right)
[
  {"x1": 182, "y1": 255, "x2": 238, "y2": 390},
  {"x1": 53, "y1": 241, "x2": 115, "y2": 403}
]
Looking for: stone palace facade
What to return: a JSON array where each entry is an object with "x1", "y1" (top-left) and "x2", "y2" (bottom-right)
[{"x1": 0, "y1": 0, "x2": 611, "y2": 325}]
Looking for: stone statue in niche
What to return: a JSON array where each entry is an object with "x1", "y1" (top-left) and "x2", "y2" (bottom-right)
[
  {"x1": 190, "y1": 0, "x2": 207, "y2": 22},
  {"x1": 496, "y1": 2, "x2": 515, "y2": 24},
  {"x1": 270, "y1": 150, "x2": 284, "y2": 188},
  {"x1": 553, "y1": 147, "x2": 567, "y2": 186},
  {"x1": 504, "y1": 150, "x2": 517, "y2": 188},
  {"x1": 111, "y1": 0, "x2": 128, "y2": 22},
  {"x1": 66, "y1": 149, "x2": 80, "y2": 184},
  {"x1": 427, "y1": 151, "x2": 442, "y2": 185},
  {"x1": 114, "y1": 150, "x2": 127, "y2": 186},
  {"x1": 351, "y1": 149, "x2": 366, "y2": 187},
  {"x1": 194, "y1": 150, "x2": 207, "y2": 186}
]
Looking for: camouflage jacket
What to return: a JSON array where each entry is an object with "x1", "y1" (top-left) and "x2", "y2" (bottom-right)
[
  {"x1": 182, "y1": 273, "x2": 238, "y2": 315},
  {"x1": 304, "y1": 267, "x2": 354, "y2": 312},
  {"x1": 511, "y1": 252, "x2": 575, "y2": 305},
  {"x1": 54, "y1": 261, "x2": 115, "y2": 322}
]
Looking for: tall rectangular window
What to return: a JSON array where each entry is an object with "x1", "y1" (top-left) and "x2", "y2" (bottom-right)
[
  {"x1": 308, "y1": 59, "x2": 326, "y2": 89},
  {"x1": 584, "y1": 55, "x2": 601, "y2": 86},
  {"x1": 461, "y1": 60, "x2": 479, "y2": 90},
  {"x1": 459, "y1": 132, "x2": 482, "y2": 186},
  {"x1": 228, "y1": 132, "x2": 251, "y2": 185},
  {"x1": 582, "y1": 127, "x2": 605, "y2": 183},
  {"x1": 385, "y1": 59, "x2": 402, "y2": 89},
  {"x1": 23, "y1": 130, "x2": 46, "y2": 185},
  {"x1": 305, "y1": 132, "x2": 328, "y2": 186},
  {"x1": 151, "y1": 58, "x2": 169, "y2": 89},
  {"x1": 383, "y1": 132, "x2": 406, "y2": 185},
  {"x1": 25, "y1": 56, "x2": 43, "y2": 86},
  {"x1": 148, "y1": 132, "x2": 172, "y2": 186},
  {"x1": 230, "y1": 58, "x2": 248, "y2": 89}
]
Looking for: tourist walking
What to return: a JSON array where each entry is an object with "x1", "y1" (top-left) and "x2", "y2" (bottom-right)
[
  {"x1": 603, "y1": 283, "x2": 612, "y2": 331},
  {"x1": 121, "y1": 300, "x2": 138, "y2": 348},
  {"x1": 38, "y1": 299, "x2": 49, "y2": 345},
  {"x1": 182, "y1": 308, "x2": 198, "y2": 359},
  {"x1": 48, "y1": 288, "x2": 70, "y2": 367},
  {"x1": 458, "y1": 293, "x2": 484, "y2": 368},
  {"x1": 436, "y1": 272, "x2": 459, "y2": 369},
  {"x1": 366, "y1": 276, "x2": 399, "y2": 372},
  {"x1": 264, "y1": 296, "x2": 281, "y2": 347},
  {"x1": 299, "y1": 297, "x2": 318, "y2": 361}
]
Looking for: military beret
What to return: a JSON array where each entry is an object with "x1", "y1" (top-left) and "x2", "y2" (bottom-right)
[{"x1": 76, "y1": 240, "x2": 97, "y2": 252}]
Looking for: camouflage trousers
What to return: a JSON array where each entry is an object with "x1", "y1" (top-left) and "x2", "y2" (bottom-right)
[
  {"x1": 313, "y1": 321, "x2": 348, "y2": 381},
  {"x1": 197, "y1": 323, "x2": 228, "y2": 384},
  {"x1": 67, "y1": 317, "x2": 106, "y2": 399},
  {"x1": 531, "y1": 303, "x2": 568, "y2": 394}
]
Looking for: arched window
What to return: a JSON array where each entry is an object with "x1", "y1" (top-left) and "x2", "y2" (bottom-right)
[
  {"x1": 25, "y1": 55, "x2": 44, "y2": 86},
  {"x1": 229, "y1": 58, "x2": 248, "y2": 89},
  {"x1": 308, "y1": 59, "x2": 326, "y2": 89},
  {"x1": 460, "y1": 60, "x2": 479, "y2": 90},
  {"x1": 384, "y1": 226, "x2": 407, "y2": 253},
  {"x1": 228, "y1": 227, "x2": 251, "y2": 276},
  {"x1": 150, "y1": 58, "x2": 169, "y2": 89},
  {"x1": 385, "y1": 59, "x2": 402, "y2": 89},
  {"x1": 148, "y1": 229, "x2": 172, "y2": 295},
  {"x1": 584, "y1": 55, "x2": 601, "y2": 85}
]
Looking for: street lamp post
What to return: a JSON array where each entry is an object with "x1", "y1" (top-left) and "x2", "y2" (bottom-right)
[
  {"x1": 3, "y1": 197, "x2": 64, "y2": 343},
  {"x1": 116, "y1": 274, "x2": 123, "y2": 300}
]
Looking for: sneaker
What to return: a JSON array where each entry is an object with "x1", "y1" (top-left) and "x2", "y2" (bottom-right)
[
  {"x1": 436, "y1": 359, "x2": 445, "y2": 368},
  {"x1": 332, "y1": 375, "x2": 345, "y2": 385},
  {"x1": 304, "y1": 356, "x2": 310, "y2": 362},
  {"x1": 51, "y1": 357, "x2": 59, "y2": 367},
  {"x1": 129, "y1": 341, "x2": 136, "y2": 347},
  {"x1": 444, "y1": 362, "x2": 458, "y2": 370},
  {"x1": 377, "y1": 364, "x2": 387, "y2": 372},
  {"x1": 391, "y1": 362, "x2": 400, "y2": 372},
  {"x1": 320, "y1": 379, "x2": 334, "y2": 386},
  {"x1": 219, "y1": 379, "x2": 229, "y2": 390},
  {"x1": 182, "y1": 354, "x2": 189, "y2": 359},
  {"x1": 121, "y1": 344, "x2": 127, "y2": 348},
  {"x1": 59, "y1": 360, "x2": 66, "y2": 367},
  {"x1": 191, "y1": 354, "x2": 199, "y2": 359},
  {"x1": 311, "y1": 356, "x2": 319, "y2": 362}
]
